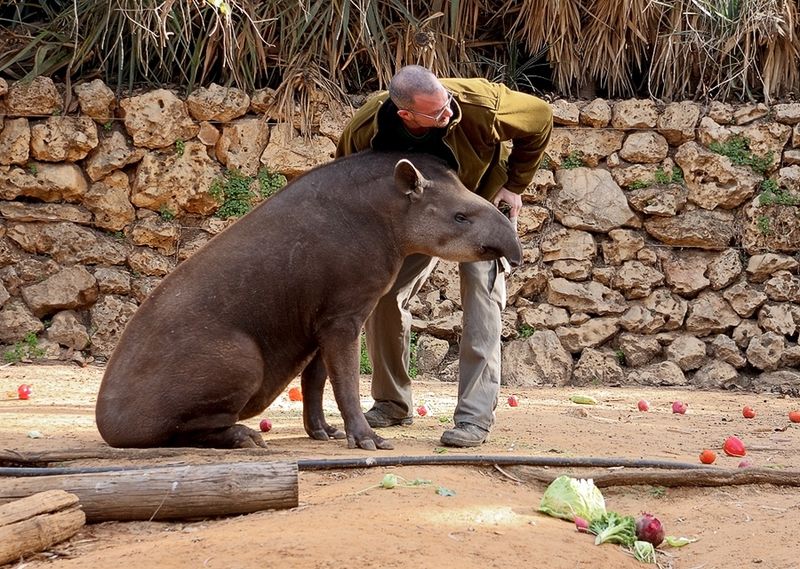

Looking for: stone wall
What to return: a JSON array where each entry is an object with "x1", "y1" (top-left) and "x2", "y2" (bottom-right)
[{"x1": 0, "y1": 76, "x2": 799, "y2": 394}]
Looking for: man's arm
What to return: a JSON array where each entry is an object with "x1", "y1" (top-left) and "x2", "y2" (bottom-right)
[{"x1": 494, "y1": 86, "x2": 553, "y2": 194}]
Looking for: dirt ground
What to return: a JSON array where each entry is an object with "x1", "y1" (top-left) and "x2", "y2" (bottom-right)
[{"x1": 1, "y1": 364, "x2": 799, "y2": 569}]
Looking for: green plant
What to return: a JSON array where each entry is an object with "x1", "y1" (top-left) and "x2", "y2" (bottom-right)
[
  {"x1": 257, "y1": 167, "x2": 287, "y2": 199},
  {"x1": 103, "y1": 120, "x2": 113, "y2": 132},
  {"x1": 649, "y1": 486, "x2": 666, "y2": 499},
  {"x1": 359, "y1": 334, "x2": 372, "y2": 374},
  {"x1": 209, "y1": 169, "x2": 258, "y2": 219},
  {"x1": 562, "y1": 151, "x2": 585, "y2": 169},
  {"x1": 26, "y1": 163, "x2": 38, "y2": 175},
  {"x1": 758, "y1": 180, "x2": 800, "y2": 206},
  {"x1": 3, "y1": 332, "x2": 46, "y2": 363},
  {"x1": 708, "y1": 135, "x2": 773, "y2": 176},
  {"x1": 175, "y1": 138, "x2": 185, "y2": 157},
  {"x1": 518, "y1": 324, "x2": 535, "y2": 339},
  {"x1": 158, "y1": 205, "x2": 176, "y2": 221},
  {"x1": 408, "y1": 331, "x2": 419, "y2": 379},
  {"x1": 615, "y1": 348, "x2": 626, "y2": 366},
  {"x1": 653, "y1": 167, "x2": 671, "y2": 184},
  {"x1": 669, "y1": 165, "x2": 684, "y2": 183},
  {"x1": 756, "y1": 215, "x2": 771, "y2": 235},
  {"x1": 628, "y1": 179, "x2": 650, "y2": 190}
]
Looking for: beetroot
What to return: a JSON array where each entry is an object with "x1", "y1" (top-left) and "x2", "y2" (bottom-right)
[{"x1": 635, "y1": 512, "x2": 665, "y2": 546}]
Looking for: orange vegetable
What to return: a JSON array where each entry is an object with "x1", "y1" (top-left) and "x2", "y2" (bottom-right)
[{"x1": 288, "y1": 387, "x2": 303, "y2": 401}]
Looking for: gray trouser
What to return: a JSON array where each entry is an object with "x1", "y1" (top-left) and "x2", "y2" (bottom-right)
[{"x1": 364, "y1": 254, "x2": 505, "y2": 431}]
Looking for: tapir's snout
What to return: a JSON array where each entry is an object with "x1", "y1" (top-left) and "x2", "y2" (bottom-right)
[{"x1": 486, "y1": 213, "x2": 523, "y2": 267}]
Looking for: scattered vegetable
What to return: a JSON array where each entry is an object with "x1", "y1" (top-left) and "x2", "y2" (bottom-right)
[
  {"x1": 664, "y1": 536, "x2": 697, "y2": 547},
  {"x1": 789, "y1": 410, "x2": 800, "y2": 423},
  {"x1": 722, "y1": 435, "x2": 746, "y2": 457},
  {"x1": 288, "y1": 387, "x2": 303, "y2": 401},
  {"x1": 738, "y1": 460, "x2": 752, "y2": 468},
  {"x1": 637, "y1": 399, "x2": 649, "y2": 412},
  {"x1": 416, "y1": 405, "x2": 429, "y2": 417},
  {"x1": 575, "y1": 516, "x2": 590, "y2": 533},
  {"x1": 435, "y1": 486, "x2": 456, "y2": 496},
  {"x1": 17, "y1": 384, "x2": 32, "y2": 400},
  {"x1": 589, "y1": 512, "x2": 637, "y2": 546},
  {"x1": 672, "y1": 401, "x2": 687, "y2": 414},
  {"x1": 699, "y1": 449, "x2": 716, "y2": 464},
  {"x1": 635, "y1": 513, "x2": 665, "y2": 546},
  {"x1": 508, "y1": 395, "x2": 519, "y2": 407},
  {"x1": 538, "y1": 475, "x2": 607, "y2": 523},
  {"x1": 259, "y1": 418, "x2": 272, "y2": 432},
  {"x1": 632, "y1": 540, "x2": 657, "y2": 564},
  {"x1": 570, "y1": 394, "x2": 598, "y2": 405},
  {"x1": 381, "y1": 474, "x2": 398, "y2": 489},
  {"x1": 742, "y1": 406, "x2": 756, "y2": 419}
]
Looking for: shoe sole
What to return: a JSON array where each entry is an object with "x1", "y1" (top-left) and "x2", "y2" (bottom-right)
[{"x1": 365, "y1": 416, "x2": 413, "y2": 428}]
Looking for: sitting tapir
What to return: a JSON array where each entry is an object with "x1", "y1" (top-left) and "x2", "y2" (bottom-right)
[{"x1": 95, "y1": 151, "x2": 522, "y2": 451}]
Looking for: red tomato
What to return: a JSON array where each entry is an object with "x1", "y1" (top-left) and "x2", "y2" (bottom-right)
[
  {"x1": 508, "y1": 395, "x2": 519, "y2": 407},
  {"x1": 742, "y1": 406, "x2": 756, "y2": 419},
  {"x1": 637, "y1": 399, "x2": 649, "y2": 412},
  {"x1": 789, "y1": 411, "x2": 800, "y2": 423},
  {"x1": 416, "y1": 405, "x2": 429, "y2": 417},
  {"x1": 699, "y1": 449, "x2": 716, "y2": 464},
  {"x1": 672, "y1": 401, "x2": 687, "y2": 414},
  {"x1": 722, "y1": 435, "x2": 746, "y2": 457},
  {"x1": 288, "y1": 387, "x2": 303, "y2": 401},
  {"x1": 17, "y1": 384, "x2": 32, "y2": 400}
]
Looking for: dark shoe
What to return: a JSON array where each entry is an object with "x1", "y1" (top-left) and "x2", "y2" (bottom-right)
[
  {"x1": 364, "y1": 407, "x2": 413, "y2": 428},
  {"x1": 440, "y1": 422, "x2": 489, "y2": 448}
]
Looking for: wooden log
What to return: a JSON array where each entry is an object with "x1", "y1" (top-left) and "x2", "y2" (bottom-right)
[
  {"x1": 0, "y1": 447, "x2": 278, "y2": 467},
  {"x1": 508, "y1": 466, "x2": 800, "y2": 488},
  {"x1": 0, "y1": 461, "x2": 298, "y2": 522},
  {"x1": 0, "y1": 490, "x2": 85, "y2": 566}
]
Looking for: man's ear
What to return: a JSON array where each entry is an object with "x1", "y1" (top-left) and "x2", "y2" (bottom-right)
[
  {"x1": 396, "y1": 109, "x2": 412, "y2": 121},
  {"x1": 394, "y1": 159, "x2": 428, "y2": 202}
]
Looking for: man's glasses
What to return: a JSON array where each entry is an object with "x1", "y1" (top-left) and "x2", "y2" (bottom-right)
[{"x1": 404, "y1": 91, "x2": 453, "y2": 121}]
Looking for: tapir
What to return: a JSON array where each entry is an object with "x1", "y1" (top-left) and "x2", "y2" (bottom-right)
[{"x1": 95, "y1": 151, "x2": 523, "y2": 451}]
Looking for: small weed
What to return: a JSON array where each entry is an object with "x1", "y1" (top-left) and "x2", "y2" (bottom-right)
[
  {"x1": 758, "y1": 180, "x2": 800, "y2": 206},
  {"x1": 649, "y1": 486, "x2": 667, "y2": 499},
  {"x1": 113, "y1": 230, "x2": 125, "y2": 240},
  {"x1": 359, "y1": 334, "x2": 372, "y2": 374},
  {"x1": 670, "y1": 165, "x2": 684, "y2": 183},
  {"x1": 159, "y1": 205, "x2": 176, "y2": 221},
  {"x1": 257, "y1": 167, "x2": 287, "y2": 199},
  {"x1": 27, "y1": 163, "x2": 38, "y2": 175},
  {"x1": 518, "y1": 324, "x2": 535, "y2": 339},
  {"x1": 103, "y1": 120, "x2": 113, "y2": 132},
  {"x1": 628, "y1": 179, "x2": 650, "y2": 190},
  {"x1": 561, "y1": 151, "x2": 585, "y2": 169},
  {"x1": 175, "y1": 138, "x2": 185, "y2": 157},
  {"x1": 540, "y1": 155, "x2": 552, "y2": 170},
  {"x1": 209, "y1": 169, "x2": 257, "y2": 219},
  {"x1": 409, "y1": 332, "x2": 419, "y2": 379},
  {"x1": 709, "y1": 135, "x2": 773, "y2": 176},
  {"x1": 3, "y1": 332, "x2": 46, "y2": 363},
  {"x1": 614, "y1": 348, "x2": 626, "y2": 366},
  {"x1": 756, "y1": 215, "x2": 771, "y2": 235}
]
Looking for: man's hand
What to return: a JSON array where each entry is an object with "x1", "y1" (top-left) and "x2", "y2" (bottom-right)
[{"x1": 492, "y1": 187, "x2": 522, "y2": 225}]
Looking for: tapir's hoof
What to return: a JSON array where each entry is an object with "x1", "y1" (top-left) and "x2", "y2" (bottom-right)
[
  {"x1": 307, "y1": 425, "x2": 346, "y2": 441},
  {"x1": 347, "y1": 432, "x2": 394, "y2": 451},
  {"x1": 213, "y1": 425, "x2": 268, "y2": 449}
]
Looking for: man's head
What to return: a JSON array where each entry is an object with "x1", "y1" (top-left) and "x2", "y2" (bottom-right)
[{"x1": 389, "y1": 65, "x2": 454, "y2": 132}]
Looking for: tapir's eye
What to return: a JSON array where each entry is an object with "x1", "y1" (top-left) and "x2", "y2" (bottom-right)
[{"x1": 454, "y1": 213, "x2": 468, "y2": 224}]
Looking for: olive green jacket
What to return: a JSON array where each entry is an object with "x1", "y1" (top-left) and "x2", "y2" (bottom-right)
[{"x1": 335, "y1": 77, "x2": 552, "y2": 200}]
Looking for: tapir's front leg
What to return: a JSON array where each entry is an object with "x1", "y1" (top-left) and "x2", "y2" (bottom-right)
[
  {"x1": 319, "y1": 331, "x2": 393, "y2": 451},
  {"x1": 301, "y1": 352, "x2": 345, "y2": 441}
]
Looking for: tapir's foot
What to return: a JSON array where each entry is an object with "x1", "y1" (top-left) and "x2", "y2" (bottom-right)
[
  {"x1": 172, "y1": 424, "x2": 267, "y2": 449},
  {"x1": 347, "y1": 428, "x2": 394, "y2": 451},
  {"x1": 305, "y1": 423, "x2": 346, "y2": 441}
]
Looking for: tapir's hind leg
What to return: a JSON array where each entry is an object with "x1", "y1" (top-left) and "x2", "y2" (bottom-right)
[
  {"x1": 168, "y1": 424, "x2": 267, "y2": 449},
  {"x1": 302, "y1": 353, "x2": 346, "y2": 440}
]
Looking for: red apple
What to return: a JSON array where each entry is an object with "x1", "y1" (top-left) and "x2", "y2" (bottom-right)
[
  {"x1": 637, "y1": 399, "x2": 650, "y2": 412},
  {"x1": 742, "y1": 406, "x2": 756, "y2": 419},
  {"x1": 672, "y1": 401, "x2": 687, "y2": 414},
  {"x1": 508, "y1": 395, "x2": 519, "y2": 407},
  {"x1": 17, "y1": 384, "x2": 32, "y2": 400},
  {"x1": 416, "y1": 405, "x2": 429, "y2": 417},
  {"x1": 259, "y1": 418, "x2": 272, "y2": 432}
]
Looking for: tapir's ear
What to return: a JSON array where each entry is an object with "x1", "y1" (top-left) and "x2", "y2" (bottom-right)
[{"x1": 394, "y1": 159, "x2": 429, "y2": 202}]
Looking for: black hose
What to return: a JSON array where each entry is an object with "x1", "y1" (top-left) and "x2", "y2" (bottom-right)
[{"x1": 0, "y1": 455, "x2": 708, "y2": 477}]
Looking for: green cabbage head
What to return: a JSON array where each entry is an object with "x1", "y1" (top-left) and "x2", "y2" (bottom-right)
[{"x1": 538, "y1": 475, "x2": 607, "y2": 523}]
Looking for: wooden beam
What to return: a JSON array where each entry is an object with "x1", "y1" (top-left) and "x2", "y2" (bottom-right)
[
  {"x1": 0, "y1": 490, "x2": 85, "y2": 566},
  {"x1": 0, "y1": 462, "x2": 298, "y2": 522}
]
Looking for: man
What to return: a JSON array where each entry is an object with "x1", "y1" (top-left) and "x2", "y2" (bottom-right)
[{"x1": 336, "y1": 65, "x2": 552, "y2": 447}]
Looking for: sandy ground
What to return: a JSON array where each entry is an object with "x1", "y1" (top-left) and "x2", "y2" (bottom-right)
[{"x1": 1, "y1": 363, "x2": 799, "y2": 569}]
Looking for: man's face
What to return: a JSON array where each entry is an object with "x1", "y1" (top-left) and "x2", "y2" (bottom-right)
[{"x1": 400, "y1": 88, "x2": 454, "y2": 129}]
